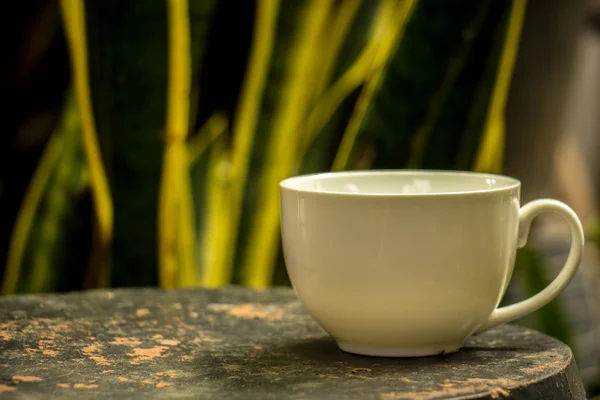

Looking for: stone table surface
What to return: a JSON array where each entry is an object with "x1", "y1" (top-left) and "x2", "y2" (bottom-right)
[{"x1": 0, "y1": 287, "x2": 586, "y2": 399}]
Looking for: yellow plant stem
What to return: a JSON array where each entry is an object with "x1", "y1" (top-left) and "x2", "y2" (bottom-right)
[
  {"x1": 187, "y1": 113, "x2": 228, "y2": 165},
  {"x1": 312, "y1": 0, "x2": 363, "y2": 98},
  {"x1": 332, "y1": 0, "x2": 417, "y2": 171},
  {"x1": 1, "y1": 103, "x2": 76, "y2": 295},
  {"x1": 177, "y1": 150, "x2": 197, "y2": 287},
  {"x1": 200, "y1": 0, "x2": 280, "y2": 286},
  {"x1": 59, "y1": 0, "x2": 113, "y2": 260},
  {"x1": 474, "y1": 0, "x2": 526, "y2": 173},
  {"x1": 302, "y1": 0, "x2": 390, "y2": 154},
  {"x1": 159, "y1": 0, "x2": 196, "y2": 288},
  {"x1": 241, "y1": 0, "x2": 334, "y2": 288},
  {"x1": 302, "y1": 35, "x2": 379, "y2": 155},
  {"x1": 201, "y1": 137, "x2": 231, "y2": 286}
]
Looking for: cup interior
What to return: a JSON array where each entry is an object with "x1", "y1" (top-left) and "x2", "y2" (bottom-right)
[{"x1": 280, "y1": 170, "x2": 519, "y2": 196}]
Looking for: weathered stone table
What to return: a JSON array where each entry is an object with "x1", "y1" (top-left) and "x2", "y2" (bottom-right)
[{"x1": 0, "y1": 287, "x2": 586, "y2": 399}]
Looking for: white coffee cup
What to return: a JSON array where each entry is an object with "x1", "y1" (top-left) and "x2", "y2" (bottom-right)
[{"x1": 280, "y1": 170, "x2": 584, "y2": 357}]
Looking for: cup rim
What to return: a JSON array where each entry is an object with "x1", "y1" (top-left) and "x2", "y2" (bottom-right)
[{"x1": 280, "y1": 169, "x2": 521, "y2": 197}]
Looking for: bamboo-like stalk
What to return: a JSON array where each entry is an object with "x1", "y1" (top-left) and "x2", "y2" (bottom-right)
[
  {"x1": 200, "y1": 0, "x2": 280, "y2": 287},
  {"x1": 59, "y1": 0, "x2": 113, "y2": 286},
  {"x1": 201, "y1": 137, "x2": 230, "y2": 286},
  {"x1": 187, "y1": 113, "x2": 229, "y2": 284},
  {"x1": 159, "y1": 0, "x2": 196, "y2": 288},
  {"x1": 240, "y1": 0, "x2": 334, "y2": 288},
  {"x1": 187, "y1": 112, "x2": 229, "y2": 283},
  {"x1": 177, "y1": 149, "x2": 197, "y2": 287},
  {"x1": 332, "y1": 0, "x2": 417, "y2": 171},
  {"x1": 1, "y1": 101, "x2": 76, "y2": 295},
  {"x1": 473, "y1": 0, "x2": 526, "y2": 173}
]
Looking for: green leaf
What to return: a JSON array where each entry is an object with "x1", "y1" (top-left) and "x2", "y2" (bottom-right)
[
  {"x1": 23, "y1": 98, "x2": 88, "y2": 293},
  {"x1": 2, "y1": 94, "x2": 90, "y2": 295}
]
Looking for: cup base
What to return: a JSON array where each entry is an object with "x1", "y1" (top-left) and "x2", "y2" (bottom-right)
[{"x1": 336, "y1": 340, "x2": 462, "y2": 358}]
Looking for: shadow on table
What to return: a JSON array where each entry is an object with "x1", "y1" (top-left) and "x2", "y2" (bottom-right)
[
  {"x1": 192, "y1": 334, "x2": 546, "y2": 392},
  {"x1": 284, "y1": 336, "x2": 541, "y2": 363}
]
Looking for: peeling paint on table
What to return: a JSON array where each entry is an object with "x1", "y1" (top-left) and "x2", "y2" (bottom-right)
[{"x1": 0, "y1": 287, "x2": 586, "y2": 399}]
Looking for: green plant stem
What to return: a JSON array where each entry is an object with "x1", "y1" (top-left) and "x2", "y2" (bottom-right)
[
  {"x1": 240, "y1": 0, "x2": 334, "y2": 287},
  {"x1": 200, "y1": 0, "x2": 280, "y2": 287},
  {"x1": 1, "y1": 102, "x2": 76, "y2": 295}
]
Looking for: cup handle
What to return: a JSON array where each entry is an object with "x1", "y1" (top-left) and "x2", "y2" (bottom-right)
[{"x1": 476, "y1": 199, "x2": 585, "y2": 333}]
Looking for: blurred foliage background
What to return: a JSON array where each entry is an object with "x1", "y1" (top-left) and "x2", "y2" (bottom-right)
[{"x1": 1, "y1": 0, "x2": 599, "y2": 395}]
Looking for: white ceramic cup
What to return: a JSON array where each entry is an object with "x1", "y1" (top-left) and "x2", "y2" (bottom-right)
[{"x1": 280, "y1": 170, "x2": 584, "y2": 357}]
